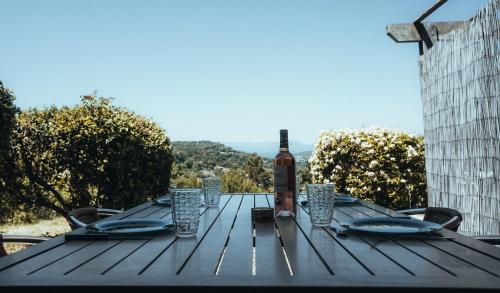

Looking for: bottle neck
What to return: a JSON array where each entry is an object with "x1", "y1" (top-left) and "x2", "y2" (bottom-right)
[
  {"x1": 279, "y1": 147, "x2": 289, "y2": 152},
  {"x1": 279, "y1": 129, "x2": 288, "y2": 150}
]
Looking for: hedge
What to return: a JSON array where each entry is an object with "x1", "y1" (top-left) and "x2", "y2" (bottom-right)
[
  {"x1": 309, "y1": 128, "x2": 427, "y2": 209},
  {"x1": 0, "y1": 82, "x2": 20, "y2": 222},
  {"x1": 1, "y1": 94, "x2": 173, "y2": 222}
]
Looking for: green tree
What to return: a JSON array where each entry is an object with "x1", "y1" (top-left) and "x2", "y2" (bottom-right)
[
  {"x1": 0, "y1": 81, "x2": 20, "y2": 222},
  {"x1": 170, "y1": 163, "x2": 202, "y2": 188},
  {"x1": 297, "y1": 161, "x2": 312, "y2": 190},
  {"x1": 243, "y1": 153, "x2": 270, "y2": 189},
  {"x1": 0, "y1": 82, "x2": 18, "y2": 170},
  {"x1": 171, "y1": 174, "x2": 202, "y2": 188},
  {"x1": 2, "y1": 94, "x2": 173, "y2": 220},
  {"x1": 221, "y1": 169, "x2": 261, "y2": 193}
]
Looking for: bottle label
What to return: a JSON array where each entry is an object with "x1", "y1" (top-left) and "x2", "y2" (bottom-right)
[{"x1": 274, "y1": 166, "x2": 289, "y2": 192}]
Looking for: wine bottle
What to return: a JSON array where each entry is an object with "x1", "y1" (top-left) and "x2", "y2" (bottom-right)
[{"x1": 273, "y1": 129, "x2": 296, "y2": 217}]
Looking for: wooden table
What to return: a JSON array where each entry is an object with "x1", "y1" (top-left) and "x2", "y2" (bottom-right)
[{"x1": 1, "y1": 194, "x2": 499, "y2": 292}]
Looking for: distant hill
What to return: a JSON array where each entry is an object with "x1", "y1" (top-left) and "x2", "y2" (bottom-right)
[
  {"x1": 172, "y1": 141, "x2": 272, "y2": 172},
  {"x1": 225, "y1": 140, "x2": 313, "y2": 159}
]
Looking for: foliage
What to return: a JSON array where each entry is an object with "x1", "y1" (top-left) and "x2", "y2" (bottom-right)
[
  {"x1": 296, "y1": 160, "x2": 312, "y2": 190},
  {"x1": 170, "y1": 158, "x2": 263, "y2": 193},
  {"x1": 0, "y1": 81, "x2": 20, "y2": 222},
  {"x1": 243, "y1": 153, "x2": 271, "y2": 189},
  {"x1": 170, "y1": 163, "x2": 202, "y2": 188},
  {"x1": 2, "y1": 94, "x2": 173, "y2": 221},
  {"x1": 171, "y1": 141, "x2": 271, "y2": 192},
  {"x1": 173, "y1": 141, "x2": 271, "y2": 171},
  {"x1": 221, "y1": 169, "x2": 261, "y2": 193},
  {"x1": 0, "y1": 82, "x2": 18, "y2": 170},
  {"x1": 309, "y1": 128, "x2": 426, "y2": 209}
]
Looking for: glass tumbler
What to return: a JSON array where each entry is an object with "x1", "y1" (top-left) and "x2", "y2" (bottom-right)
[
  {"x1": 306, "y1": 183, "x2": 335, "y2": 226},
  {"x1": 203, "y1": 177, "x2": 222, "y2": 207},
  {"x1": 171, "y1": 189, "x2": 201, "y2": 237}
]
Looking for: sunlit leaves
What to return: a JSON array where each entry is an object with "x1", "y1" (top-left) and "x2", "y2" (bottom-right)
[
  {"x1": 309, "y1": 128, "x2": 427, "y2": 209},
  {"x1": 5, "y1": 94, "x2": 173, "y2": 219}
]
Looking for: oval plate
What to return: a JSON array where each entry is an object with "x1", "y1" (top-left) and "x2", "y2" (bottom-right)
[
  {"x1": 87, "y1": 219, "x2": 173, "y2": 235},
  {"x1": 343, "y1": 217, "x2": 442, "y2": 234}
]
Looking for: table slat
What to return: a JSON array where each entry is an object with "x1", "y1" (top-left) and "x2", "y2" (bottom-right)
[
  {"x1": 179, "y1": 194, "x2": 243, "y2": 275},
  {"x1": 294, "y1": 206, "x2": 372, "y2": 276},
  {"x1": 359, "y1": 200, "x2": 500, "y2": 260},
  {"x1": 140, "y1": 195, "x2": 232, "y2": 275},
  {"x1": 270, "y1": 194, "x2": 332, "y2": 276},
  {"x1": 336, "y1": 205, "x2": 463, "y2": 277},
  {"x1": 103, "y1": 205, "x2": 210, "y2": 275},
  {"x1": 1, "y1": 193, "x2": 499, "y2": 290},
  {"x1": 0, "y1": 203, "x2": 151, "y2": 272},
  {"x1": 28, "y1": 204, "x2": 171, "y2": 276},
  {"x1": 348, "y1": 202, "x2": 500, "y2": 275},
  {"x1": 66, "y1": 207, "x2": 171, "y2": 275},
  {"x1": 254, "y1": 194, "x2": 290, "y2": 275},
  {"x1": 0, "y1": 202, "x2": 153, "y2": 274},
  {"x1": 338, "y1": 203, "x2": 500, "y2": 278},
  {"x1": 216, "y1": 194, "x2": 254, "y2": 275}
]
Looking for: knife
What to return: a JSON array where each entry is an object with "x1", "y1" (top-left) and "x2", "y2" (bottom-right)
[{"x1": 330, "y1": 221, "x2": 348, "y2": 236}]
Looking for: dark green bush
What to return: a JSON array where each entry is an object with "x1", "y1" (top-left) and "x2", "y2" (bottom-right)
[
  {"x1": 0, "y1": 82, "x2": 20, "y2": 222},
  {"x1": 2, "y1": 94, "x2": 173, "y2": 221}
]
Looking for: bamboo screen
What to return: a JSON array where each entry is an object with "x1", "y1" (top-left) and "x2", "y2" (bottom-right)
[{"x1": 418, "y1": 0, "x2": 499, "y2": 236}]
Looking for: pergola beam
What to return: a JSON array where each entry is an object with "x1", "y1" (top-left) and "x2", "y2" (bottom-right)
[
  {"x1": 386, "y1": 0, "x2": 468, "y2": 55},
  {"x1": 386, "y1": 21, "x2": 468, "y2": 43}
]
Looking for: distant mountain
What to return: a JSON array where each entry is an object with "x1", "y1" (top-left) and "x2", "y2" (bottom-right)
[{"x1": 224, "y1": 140, "x2": 314, "y2": 159}]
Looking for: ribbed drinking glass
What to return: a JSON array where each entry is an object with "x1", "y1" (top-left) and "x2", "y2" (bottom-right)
[
  {"x1": 171, "y1": 189, "x2": 201, "y2": 237},
  {"x1": 203, "y1": 177, "x2": 221, "y2": 207},
  {"x1": 306, "y1": 183, "x2": 335, "y2": 226}
]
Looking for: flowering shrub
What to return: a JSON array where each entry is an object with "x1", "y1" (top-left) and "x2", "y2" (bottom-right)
[{"x1": 309, "y1": 128, "x2": 426, "y2": 209}]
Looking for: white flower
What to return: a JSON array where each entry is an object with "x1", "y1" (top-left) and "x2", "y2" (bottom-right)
[
  {"x1": 407, "y1": 146, "x2": 417, "y2": 157},
  {"x1": 377, "y1": 187, "x2": 381, "y2": 191},
  {"x1": 369, "y1": 160, "x2": 378, "y2": 168}
]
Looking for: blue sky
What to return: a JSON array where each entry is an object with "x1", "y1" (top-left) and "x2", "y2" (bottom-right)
[{"x1": 0, "y1": 0, "x2": 488, "y2": 144}]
